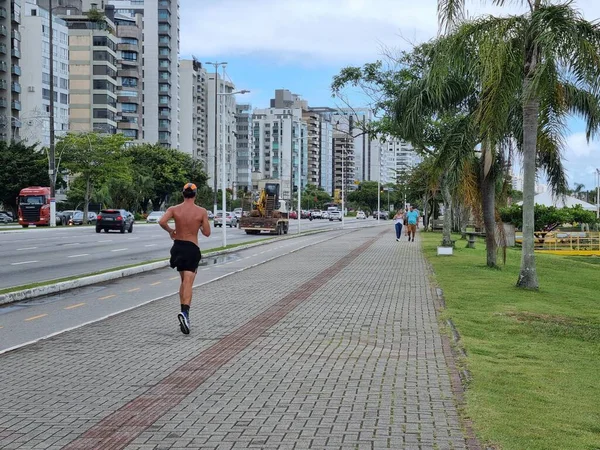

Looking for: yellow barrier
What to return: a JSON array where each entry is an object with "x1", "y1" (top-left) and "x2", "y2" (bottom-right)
[{"x1": 537, "y1": 231, "x2": 600, "y2": 255}]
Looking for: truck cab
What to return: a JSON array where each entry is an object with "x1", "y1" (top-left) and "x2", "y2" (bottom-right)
[{"x1": 17, "y1": 186, "x2": 52, "y2": 228}]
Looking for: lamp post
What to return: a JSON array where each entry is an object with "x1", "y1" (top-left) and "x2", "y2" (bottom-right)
[
  {"x1": 216, "y1": 89, "x2": 250, "y2": 248},
  {"x1": 205, "y1": 61, "x2": 228, "y2": 218},
  {"x1": 48, "y1": 0, "x2": 56, "y2": 226},
  {"x1": 596, "y1": 168, "x2": 600, "y2": 220}
]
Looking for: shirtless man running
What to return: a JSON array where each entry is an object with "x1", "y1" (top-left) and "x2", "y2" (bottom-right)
[{"x1": 159, "y1": 183, "x2": 211, "y2": 334}]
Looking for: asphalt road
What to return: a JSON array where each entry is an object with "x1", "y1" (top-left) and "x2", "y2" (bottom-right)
[
  {"x1": 0, "y1": 228, "x2": 365, "y2": 353},
  {"x1": 0, "y1": 217, "x2": 378, "y2": 290}
]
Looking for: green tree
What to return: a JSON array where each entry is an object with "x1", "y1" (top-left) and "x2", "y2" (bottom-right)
[
  {"x1": 127, "y1": 144, "x2": 208, "y2": 211},
  {"x1": 302, "y1": 184, "x2": 333, "y2": 210},
  {"x1": 347, "y1": 181, "x2": 381, "y2": 213},
  {"x1": 0, "y1": 141, "x2": 52, "y2": 213},
  {"x1": 436, "y1": 0, "x2": 600, "y2": 288},
  {"x1": 59, "y1": 132, "x2": 130, "y2": 223}
]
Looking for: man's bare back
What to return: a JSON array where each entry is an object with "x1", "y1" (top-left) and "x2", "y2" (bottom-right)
[{"x1": 159, "y1": 201, "x2": 211, "y2": 246}]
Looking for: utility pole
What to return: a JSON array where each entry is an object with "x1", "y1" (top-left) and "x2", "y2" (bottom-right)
[{"x1": 48, "y1": 0, "x2": 56, "y2": 227}]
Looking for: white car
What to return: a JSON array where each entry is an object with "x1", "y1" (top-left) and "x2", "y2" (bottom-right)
[
  {"x1": 146, "y1": 211, "x2": 165, "y2": 223},
  {"x1": 233, "y1": 208, "x2": 243, "y2": 219},
  {"x1": 328, "y1": 211, "x2": 342, "y2": 221},
  {"x1": 356, "y1": 211, "x2": 366, "y2": 219}
]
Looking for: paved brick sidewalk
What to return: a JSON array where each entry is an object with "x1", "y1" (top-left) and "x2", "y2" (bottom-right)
[{"x1": 0, "y1": 227, "x2": 468, "y2": 450}]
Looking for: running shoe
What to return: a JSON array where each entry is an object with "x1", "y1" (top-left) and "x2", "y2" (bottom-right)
[{"x1": 178, "y1": 312, "x2": 190, "y2": 335}]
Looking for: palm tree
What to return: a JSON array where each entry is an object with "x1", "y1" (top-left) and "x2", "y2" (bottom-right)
[{"x1": 436, "y1": 0, "x2": 600, "y2": 288}]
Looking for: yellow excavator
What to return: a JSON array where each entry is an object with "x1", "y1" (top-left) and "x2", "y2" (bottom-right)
[{"x1": 240, "y1": 183, "x2": 289, "y2": 235}]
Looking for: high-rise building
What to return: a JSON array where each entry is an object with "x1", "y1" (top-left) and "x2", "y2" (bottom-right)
[
  {"x1": 107, "y1": 0, "x2": 180, "y2": 148},
  {"x1": 20, "y1": 0, "x2": 70, "y2": 147},
  {"x1": 302, "y1": 109, "x2": 320, "y2": 187},
  {"x1": 0, "y1": 0, "x2": 23, "y2": 141},
  {"x1": 207, "y1": 71, "x2": 236, "y2": 196},
  {"x1": 235, "y1": 103, "x2": 252, "y2": 193},
  {"x1": 332, "y1": 131, "x2": 355, "y2": 199},
  {"x1": 112, "y1": 8, "x2": 142, "y2": 142},
  {"x1": 179, "y1": 58, "x2": 208, "y2": 159},
  {"x1": 63, "y1": 10, "x2": 119, "y2": 133}
]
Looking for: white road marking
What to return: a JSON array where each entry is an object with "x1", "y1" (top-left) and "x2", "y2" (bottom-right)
[
  {"x1": 10, "y1": 260, "x2": 38, "y2": 266},
  {"x1": 144, "y1": 244, "x2": 157, "y2": 247},
  {"x1": 16, "y1": 247, "x2": 37, "y2": 251},
  {"x1": 97, "y1": 240, "x2": 113, "y2": 243},
  {"x1": 64, "y1": 303, "x2": 86, "y2": 310},
  {"x1": 111, "y1": 248, "x2": 128, "y2": 252},
  {"x1": 64, "y1": 242, "x2": 81, "y2": 246},
  {"x1": 127, "y1": 287, "x2": 140, "y2": 292},
  {"x1": 201, "y1": 268, "x2": 210, "y2": 271},
  {"x1": 127, "y1": 237, "x2": 140, "y2": 240},
  {"x1": 68, "y1": 254, "x2": 89, "y2": 258}
]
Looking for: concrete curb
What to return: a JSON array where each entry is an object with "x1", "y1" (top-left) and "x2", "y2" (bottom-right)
[{"x1": 0, "y1": 227, "x2": 343, "y2": 306}]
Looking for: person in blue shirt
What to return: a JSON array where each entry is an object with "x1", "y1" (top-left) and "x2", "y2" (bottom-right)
[{"x1": 406, "y1": 205, "x2": 419, "y2": 242}]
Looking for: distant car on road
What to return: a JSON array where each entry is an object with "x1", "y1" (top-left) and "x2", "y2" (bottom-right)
[
  {"x1": 96, "y1": 209, "x2": 134, "y2": 233},
  {"x1": 69, "y1": 211, "x2": 97, "y2": 225},
  {"x1": 146, "y1": 211, "x2": 165, "y2": 223},
  {"x1": 289, "y1": 210, "x2": 298, "y2": 219},
  {"x1": 356, "y1": 211, "x2": 366, "y2": 219},
  {"x1": 373, "y1": 211, "x2": 389, "y2": 220},
  {"x1": 0, "y1": 212, "x2": 13, "y2": 224},
  {"x1": 213, "y1": 211, "x2": 237, "y2": 228},
  {"x1": 328, "y1": 211, "x2": 342, "y2": 221},
  {"x1": 233, "y1": 208, "x2": 243, "y2": 219},
  {"x1": 207, "y1": 210, "x2": 214, "y2": 219}
]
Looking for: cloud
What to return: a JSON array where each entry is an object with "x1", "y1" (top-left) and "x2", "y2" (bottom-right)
[{"x1": 563, "y1": 132, "x2": 600, "y2": 188}]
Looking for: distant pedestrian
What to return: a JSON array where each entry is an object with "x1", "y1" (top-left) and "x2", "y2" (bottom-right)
[
  {"x1": 159, "y1": 183, "x2": 211, "y2": 335},
  {"x1": 406, "y1": 205, "x2": 419, "y2": 242},
  {"x1": 393, "y1": 209, "x2": 405, "y2": 242}
]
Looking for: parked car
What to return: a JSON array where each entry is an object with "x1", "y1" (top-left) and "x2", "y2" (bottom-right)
[
  {"x1": 0, "y1": 212, "x2": 13, "y2": 224},
  {"x1": 321, "y1": 211, "x2": 329, "y2": 220},
  {"x1": 310, "y1": 209, "x2": 322, "y2": 219},
  {"x1": 207, "y1": 210, "x2": 214, "y2": 219},
  {"x1": 329, "y1": 210, "x2": 342, "y2": 221},
  {"x1": 0, "y1": 210, "x2": 14, "y2": 221},
  {"x1": 289, "y1": 210, "x2": 298, "y2": 219},
  {"x1": 146, "y1": 211, "x2": 165, "y2": 223},
  {"x1": 356, "y1": 211, "x2": 366, "y2": 220},
  {"x1": 96, "y1": 209, "x2": 134, "y2": 233},
  {"x1": 58, "y1": 210, "x2": 80, "y2": 225},
  {"x1": 233, "y1": 208, "x2": 243, "y2": 219},
  {"x1": 373, "y1": 210, "x2": 389, "y2": 220},
  {"x1": 301, "y1": 210, "x2": 311, "y2": 219},
  {"x1": 69, "y1": 211, "x2": 97, "y2": 225},
  {"x1": 213, "y1": 211, "x2": 238, "y2": 228}
]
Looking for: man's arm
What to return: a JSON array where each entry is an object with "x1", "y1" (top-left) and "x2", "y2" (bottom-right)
[
  {"x1": 159, "y1": 207, "x2": 176, "y2": 239},
  {"x1": 200, "y1": 209, "x2": 211, "y2": 237}
]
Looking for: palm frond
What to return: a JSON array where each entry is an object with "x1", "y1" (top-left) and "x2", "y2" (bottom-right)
[{"x1": 437, "y1": 0, "x2": 466, "y2": 34}]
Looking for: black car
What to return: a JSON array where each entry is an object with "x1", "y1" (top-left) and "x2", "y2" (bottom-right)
[{"x1": 96, "y1": 209, "x2": 134, "y2": 233}]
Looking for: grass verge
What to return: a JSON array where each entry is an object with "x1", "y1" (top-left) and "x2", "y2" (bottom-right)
[{"x1": 421, "y1": 232, "x2": 600, "y2": 450}]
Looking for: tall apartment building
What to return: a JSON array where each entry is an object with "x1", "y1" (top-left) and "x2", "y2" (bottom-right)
[
  {"x1": 302, "y1": 109, "x2": 320, "y2": 187},
  {"x1": 179, "y1": 58, "x2": 208, "y2": 159},
  {"x1": 108, "y1": 0, "x2": 180, "y2": 148},
  {"x1": 63, "y1": 10, "x2": 119, "y2": 133},
  {"x1": 235, "y1": 103, "x2": 252, "y2": 193},
  {"x1": 0, "y1": 0, "x2": 22, "y2": 141},
  {"x1": 112, "y1": 8, "x2": 142, "y2": 141},
  {"x1": 332, "y1": 131, "x2": 355, "y2": 199},
  {"x1": 251, "y1": 106, "x2": 307, "y2": 200},
  {"x1": 20, "y1": 0, "x2": 70, "y2": 147},
  {"x1": 207, "y1": 71, "x2": 237, "y2": 195}
]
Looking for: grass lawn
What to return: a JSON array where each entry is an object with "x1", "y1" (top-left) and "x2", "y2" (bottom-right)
[{"x1": 421, "y1": 232, "x2": 600, "y2": 450}]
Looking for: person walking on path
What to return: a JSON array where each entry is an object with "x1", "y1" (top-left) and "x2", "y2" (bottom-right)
[
  {"x1": 159, "y1": 183, "x2": 211, "y2": 334},
  {"x1": 406, "y1": 205, "x2": 419, "y2": 242},
  {"x1": 393, "y1": 209, "x2": 405, "y2": 242}
]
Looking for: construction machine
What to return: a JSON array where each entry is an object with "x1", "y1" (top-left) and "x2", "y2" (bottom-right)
[{"x1": 239, "y1": 183, "x2": 289, "y2": 235}]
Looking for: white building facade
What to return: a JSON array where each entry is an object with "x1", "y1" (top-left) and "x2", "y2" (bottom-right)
[
  {"x1": 107, "y1": 0, "x2": 180, "y2": 148},
  {"x1": 20, "y1": 0, "x2": 69, "y2": 147}
]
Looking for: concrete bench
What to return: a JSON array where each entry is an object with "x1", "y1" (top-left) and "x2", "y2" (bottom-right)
[{"x1": 466, "y1": 231, "x2": 485, "y2": 248}]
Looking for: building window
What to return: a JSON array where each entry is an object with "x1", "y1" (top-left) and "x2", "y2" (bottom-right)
[
  {"x1": 42, "y1": 72, "x2": 50, "y2": 84},
  {"x1": 121, "y1": 51, "x2": 137, "y2": 61},
  {"x1": 159, "y1": 60, "x2": 169, "y2": 68},
  {"x1": 122, "y1": 129, "x2": 138, "y2": 139},
  {"x1": 93, "y1": 79, "x2": 116, "y2": 92},
  {"x1": 159, "y1": 131, "x2": 170, "y2": 141},
  {"x1": 120, "y1": 90, "x2": 138, "y2": 97},
  {"x1": 93, "y1": 108, "x2": 116, "y2": 121},
  {"x1": 159, "y1": 96, "x2": 169, "y2": 105},
  {"x1": 158, "y1": 24, "x2": 170, "y2": 32},
  {"x1": 93, "y1": 51, "x2": 117, "y2": 65},
  {"x1": 159, "y1": 36, "x2": 169, "y2": 44},
  {"x1": 60, "y1": 78, "x2": 68, "y2": 89},
  {"x1": 93, "y1": 94, "x2": 117, "y2": 107},
  {"x1": 93, "y1": 36, "x2": 117, "y2": 51},
  {"x1": 159, "y1": 47, "x2": 169, "y2": 56},
  {"x1": 93, "y1": 65, "x2": 117, "y2": 78},
  {"x1": 121, "y1": 37, "x2": 138, "y2": 45},
  {"x1": 159, "y1": 71, "x2": 169, "y2": 80},
  {"x1": 159, "y1": 119, "x2": 170, "y2": 128},
  {"x1": 158, "y1": 9, "x2": 170, "y2": 19},
  {"x1": 121, "y1": 103, "x2": 138, "y2": 113},
  {"x1": 122, "y1": 77, "x2": 138, "y2": 87},
  {"x1": 60, "y1": 93, "x2": 68, "y2": 104}
]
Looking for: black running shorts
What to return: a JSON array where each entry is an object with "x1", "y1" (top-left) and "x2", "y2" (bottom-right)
[{"x1": 169, "y1": 240, "x2": 202, "y2": 272}]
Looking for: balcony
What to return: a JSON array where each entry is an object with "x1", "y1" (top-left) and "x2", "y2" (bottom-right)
[
  {"x1": 11, "y1": 30, "x2": 20, "y2": 41},
  {"x1": 11, "y1": 48, "x2": 20, "y2": 58},
  {"x1": 0, "y1": 7, "x2": 6, "y2": 19},
  {"x1": 11, "y1": 64, "x2": 21, "y2": 76},
  {"x1": 11, "y1": 11, "x2": 20, "y2": 24},
  {"x1": 11, "y1": 82, "x2": 20, "y2": 93},
  {"x1": 0, "y1": 25, "x2": 6, "y2": 36},
  {"x1": 0, "y1": 97, "x2": 6, "y2": 108},
  {"x1": 0, "y1": 80, "x2": 5, "y2": 90},
  {"x1": 0, "y1": 44, "x2": 6, "y2": 54},
  {"x1": 11, "y1": 100, "x2": 21, "y2": 110},
  {"x1": 0, "y1": 61, "x2": 6, "y2": 72}
]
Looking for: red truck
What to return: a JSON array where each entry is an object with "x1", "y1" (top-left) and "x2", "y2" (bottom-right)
[{"x1": 17, "y1": 186, "x2": 52, "y2": 228}]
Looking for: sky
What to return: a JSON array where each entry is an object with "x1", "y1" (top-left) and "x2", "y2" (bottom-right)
[{"x1": 179, "y1": 0, "x2": 600, "y2": 193}]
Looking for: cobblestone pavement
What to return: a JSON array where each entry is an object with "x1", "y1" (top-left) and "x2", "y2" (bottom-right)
[{"x1": 0, "y1": 227, "x2": 468, "y2": 450}]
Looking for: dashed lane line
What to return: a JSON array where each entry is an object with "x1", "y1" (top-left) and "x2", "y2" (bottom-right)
[
  {"x1": 10, "y1": 261, "x2": 38, "y2": 266},
  {"x1": 68, "y1": 254, "x2": 89, "y2": 258},
  {"x1": 144, "y1": 244, "x2": 157, "y2": 247},
  {"x1": 64, "y1": 303, "x2": 86, "y2": 310},
  {"x1": 25, "y1": 314, "x2": 48, "y2": 322},
  {"x1": 127, "y1": 288, "x2": 140, "y2": 293},
  {"x1": 99, "y1": 294, "x2": 116, "y2": 300},
  {"x1": 150, "y1": 282, "x2": 161, "y2": 286},
  {"x1": 16, "y1": 247, "x2": 37, "y2": 251},
  {"x1": 111, "y1": 248, "x2": 128, "y2": 252},
  {"x1": 169, "y1": 276, "x2": 179, "y2": 280}
]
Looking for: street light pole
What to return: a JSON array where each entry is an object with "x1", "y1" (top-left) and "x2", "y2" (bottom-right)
[
  {"x1": 48, "y1": 0, "x2": 56, "y2": 226},
  {"x1": 341, "y1": 143, "x2": 345, "y2": 229},
  {"x1": 596, "y1": 168, "x2": 600, "y2": 220},
  {"x1": 377, "y1": 141, "x2": 381, "y2": 225},
  {"x1": 297, "y1": 135, "x2": 301, "y2": 234},
  {"x1": 206, "y1": 61, "x2": 227, "y2": 218}
]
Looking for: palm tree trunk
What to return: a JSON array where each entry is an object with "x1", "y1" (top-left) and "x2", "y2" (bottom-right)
[
  {"x1": 441, "y1": 175, "x2": 453, "y2": 246},
  {"x1": 517, "y1": 86, "x2": 540, "y2": 288},
  {"x1": 481, "y1": 168, "x2": 497, "y2": 267}
]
